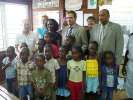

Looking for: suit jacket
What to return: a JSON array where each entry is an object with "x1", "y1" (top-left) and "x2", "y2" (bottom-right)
[
  {"x1": 90, "y1": 22, "x2": 124, "y2": 64},
  {"x1": 62, "y1": 24, "x2": 88, "y2": 51}
]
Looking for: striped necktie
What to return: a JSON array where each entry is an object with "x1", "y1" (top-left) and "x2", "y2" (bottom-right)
[{"x1": 66, "y1": 26, "x2": 73, "y2": 36}]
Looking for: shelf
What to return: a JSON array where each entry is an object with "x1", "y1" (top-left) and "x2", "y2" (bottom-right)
[{"x1": 32, "y1": 7, "x2": 59, "y2": 11}]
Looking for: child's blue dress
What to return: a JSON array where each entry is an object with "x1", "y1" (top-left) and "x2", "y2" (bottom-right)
[{"x1": 56, "y1": 64, "x2": 70, "y2": 97}]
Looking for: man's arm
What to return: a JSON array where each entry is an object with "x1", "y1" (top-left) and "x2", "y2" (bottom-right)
[
  {"x1": 80, "y1": 27, "x2": 88, "y2": 52},
  {"x1": 115, "y1": 24, "x2": 124, "y2": 65}
]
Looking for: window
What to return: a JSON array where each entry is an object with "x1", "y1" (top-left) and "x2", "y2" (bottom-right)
[{"x1": 0, "y1": 2, "x2": 28, "y2": 50}]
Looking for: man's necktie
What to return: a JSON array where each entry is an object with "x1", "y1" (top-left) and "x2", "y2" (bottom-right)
[
  {"x1": 66, "y1": 27, "x2": 73, "y2": 36},
  {"x1": 99, "y1": 25, "x2": 105, "y2": 45}
]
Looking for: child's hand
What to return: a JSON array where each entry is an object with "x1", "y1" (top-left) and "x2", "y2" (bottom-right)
[
  {"x1": 82, "y1": 83, "x2": 86, "y2": 93},
  {"x1": 122, "y1": 65, "x2": 127, "y2": 76},
  {"x1": 2, "y1": 63, "x2": 11, "y2": 70},
  {"x1": 114, "y1": 88, "x2": 118, "y2": 93},
  {"x1": 7, "y1": 62, "x2": 11, "y2": 66},
  {"x1": 52, "y1": 82, "x2": 57, "y2": 89},
  {"x1": 37, "y1": 88, "x2": 44, "y2": 95}
]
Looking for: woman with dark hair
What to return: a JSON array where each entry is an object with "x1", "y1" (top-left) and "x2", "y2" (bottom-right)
[{"x1": 46, "y1": 19, "x2": 62, "y2": 46}]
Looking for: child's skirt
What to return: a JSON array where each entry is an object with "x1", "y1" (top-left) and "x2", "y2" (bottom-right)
[
  {"x1": 67, "y1": 80, "x2": 83, "y2": 100},
  {"x1": 56, "y1": 88, "x2": 70, "y2": 97},
  {"x1": 86, "y1": 77, "x2": 99, "y2": 93}
]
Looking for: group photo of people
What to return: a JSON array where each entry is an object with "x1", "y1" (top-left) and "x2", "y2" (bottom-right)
[{"x1": 0, "y1": 7, "x2": 133, "y2": 100}]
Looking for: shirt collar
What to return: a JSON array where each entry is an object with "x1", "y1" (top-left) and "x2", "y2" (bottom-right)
[{"x1": 68, "y1": 23, "x2": 77, "y2": 28}]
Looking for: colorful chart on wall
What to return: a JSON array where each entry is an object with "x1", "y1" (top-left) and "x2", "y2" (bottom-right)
[
  {"x1": 88, "y1": 0, "x2": 97, "y2": 9},
  {"x1": 65, "y1": 0, "x2": 82, "y2": 10}
]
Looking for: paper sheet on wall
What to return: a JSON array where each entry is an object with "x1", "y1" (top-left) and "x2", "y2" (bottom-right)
[
  {"x1": 88, "y1": 0, "x2": 97, "y2": 9},
  {"x1": 76, "y1": 11, "x2": 83, "y2": 26},
  {"x1": 84, "y1": 13, "x2": 93, "y2": 26},
  {"x1": 65, "y1": 0, "x2": 82, "y2": 10}
]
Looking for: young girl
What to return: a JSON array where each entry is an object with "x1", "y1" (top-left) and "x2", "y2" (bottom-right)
[
  {"x1": 44, "y1": 44, "x2": 60, "y2": 100},
  {"x1": 101, "y1": 51, "x2": 118, "y2": 100},
  {"x1": 56, "y1": 46, "x2": 70, "y2": 100},
  {"x1": 2, "y1": 46, "x2": 18, "y2": 96},
  {"x1": 67, "y1": 45, "x2": 86, "y2": 100},
  {"x1": 85, "y1": 41, "x2": 99, "y2": 100},
  {"x1": 16, "y1": 47, "x2": 33, "y2": 100},
  {"x1": 31, "y1": 54, "x2": 52, "y2": 100},
  {"x1": 44, "y1": 32, "x2": 59, "y2": 58}
]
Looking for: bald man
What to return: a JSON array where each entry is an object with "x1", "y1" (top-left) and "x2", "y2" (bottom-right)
[{"x1": 90, "y1": 9, "x2": 124, "y2": 64}]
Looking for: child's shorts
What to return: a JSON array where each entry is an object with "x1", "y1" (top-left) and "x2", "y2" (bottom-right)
[
  {"x1": 19, "y1": 84, "x2": 33, "y2": 98},
  {"x1": 86, "y1": 77, "x2": 99, "y2": 93}
]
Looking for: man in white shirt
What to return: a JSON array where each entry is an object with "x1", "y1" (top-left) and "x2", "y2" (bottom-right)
[{"x1": 15, "y1": 19, "x2": 38, "y2": 53}]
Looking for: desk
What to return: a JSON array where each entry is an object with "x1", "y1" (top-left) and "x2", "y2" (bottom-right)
[{"x1": 0, "y1": 86, "x2": 19, "y2": 100}]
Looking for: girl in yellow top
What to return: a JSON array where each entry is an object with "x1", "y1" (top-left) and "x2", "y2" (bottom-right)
[
  {"x1": 85, "y1": 41, "x2": 100, "y2": 100},
  {"x1": 67, "y1": 45, "x2": 86, "y2": 100}
]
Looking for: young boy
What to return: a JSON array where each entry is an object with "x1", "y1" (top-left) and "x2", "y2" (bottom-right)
[
  {"x1": 16, "y1": 47, "x2": 33, "y2": 100},
  {"x1": 2, "y1": 46, "x2": 18, "y2": 96},
  {"x1": 31, "y1": 54, "x2": 52, "y2": 100},
  {"x1": 64, "y1": 35, "x2": 75, "y2": 60},
  {"x1": 44, "y1": 44, "x2": 60, "y2": 100}
]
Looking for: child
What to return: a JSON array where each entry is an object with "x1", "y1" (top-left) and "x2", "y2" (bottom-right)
[
  {"x1": 101, "y1": 51, "x2": 118, "y2": 100},
  {"x1": 85, "y1": 41, "x2": 99, "y2": 100},
  {"x1": 64, "y1": 35, "x2": 75, "y2": 60},
  {"x1": 31, "y1": 39, "x2": 45, "y2": 60},
  {"x1": 16, "y1": 42, "x2": 28, "y2": 57},
  {"x1": 37, "y1": 39, "x2": 45, "y2": 53},
  {"x1": 33, "y1": 39, "x2": 45, "y2": 54},
  {"x1": 16, "y1": 47, "x2": 33, "y2": 100},
  {"x1": 67, "y1": 45, "x2": 86, "y2": 100},
  {"x1": 2, "y1": 46, "x2": 18, "y2": 96},
  {"x1": 44, "y1": 32, "x2": 59, "y2": 58},
  {"x1": 31, "y1": 54, "x2": 52, "y2": 100},
  {"x1": 56, "y1": 46, "x2": 70, "y2": 100},
  {"x1": 44, "y1": 44, "x2": 60, "y2": 100},
  {"x1": 20, "y1": 42, "x2": 28, "y2": 49}
]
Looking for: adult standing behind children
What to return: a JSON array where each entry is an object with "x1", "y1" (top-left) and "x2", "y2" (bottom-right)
[
  {"x1": 123, "y1": 33, "x2": 133, "y2": 99},
  {"x1": 15, "y1": 19, "x2": 38, "y2": 53},
  {"x1": 36, "y1": 15, "x2": 48, "y2": 39},
  {"x1": 90, "y1": 9, "x2": 124, "y2": 65},
  {"x1": 86, "y1": 16, "x2": 97, "y2": 42},
  {"x1": 62, "y1": 10, "x2": 88, "y2": 52},
  {"x1": 46, "y1": 19, "x2": 62, "y2": 46}
]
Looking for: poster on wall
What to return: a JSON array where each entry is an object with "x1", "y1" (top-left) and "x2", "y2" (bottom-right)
[
  {"x1": 88, "y1": 0, "x2": 97, "y2": 9},
  {"x1": 32, "y1": 0, "x2": 59, "y2": 9},
  {"x1": 65, "y1": 0, "x2": 82, "y2": 10},
  {"x1": 76, "y1": 11, "x2": 83, "y2": 26},
  {"x1": 99, "y1": 0, "x2": 112, "y2": 6}
]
